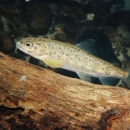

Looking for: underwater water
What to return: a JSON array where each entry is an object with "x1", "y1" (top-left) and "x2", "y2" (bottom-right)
[
  {"x1": 0, "y1": 0, "x2": 130, "y2": 87},
  {"x1": 1, "y1": 0, "x2": 130, "y2": 129}
]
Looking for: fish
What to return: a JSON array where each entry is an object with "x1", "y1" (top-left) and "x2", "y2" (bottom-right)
[{"x1": 16, "y1": 37, "x2": 130, "y2": 86}]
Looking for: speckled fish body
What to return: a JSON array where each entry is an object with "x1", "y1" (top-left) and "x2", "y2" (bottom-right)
[{"x1": 16, "y1": 37, "x2": 129, "y2": 85}]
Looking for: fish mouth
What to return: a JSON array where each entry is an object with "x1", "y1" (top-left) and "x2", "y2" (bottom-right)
[
  {"x1": 15, "y1": 41, "x2": 25, "y2": 51},
  {"x1": 15, "y1": 41, "x2": 20, "y2": 48}
]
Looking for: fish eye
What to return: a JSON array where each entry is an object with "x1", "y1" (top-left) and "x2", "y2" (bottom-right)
[{"x1": 25, "y1": 42, "x2": 33, "y2": 48}]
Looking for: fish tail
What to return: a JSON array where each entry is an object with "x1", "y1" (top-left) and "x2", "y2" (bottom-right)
[
  {"x1": 123, "y1": 76, "x2": 130, "y2": 88},
  {"x1": 123, "y1": 70, "x2": 130, "y2": 88}
]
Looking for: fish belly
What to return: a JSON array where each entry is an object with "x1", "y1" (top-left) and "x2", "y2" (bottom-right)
[{"x1": 61, "y1": 64, "x2": 110, "y2": 78}]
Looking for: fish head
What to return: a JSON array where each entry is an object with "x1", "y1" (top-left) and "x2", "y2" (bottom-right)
[{"x1": 16, "y1": 37, "x2": 49, "y2": 59}]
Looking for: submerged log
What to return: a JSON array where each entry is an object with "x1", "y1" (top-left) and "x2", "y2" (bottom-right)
[{"x1": 0, "y1": 51, "x2": 130, "y2": 130}]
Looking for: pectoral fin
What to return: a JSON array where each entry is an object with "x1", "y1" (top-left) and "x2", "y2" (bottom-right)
[{"x1": 43, "y1": 59, "x2": 62, "y2": 68}]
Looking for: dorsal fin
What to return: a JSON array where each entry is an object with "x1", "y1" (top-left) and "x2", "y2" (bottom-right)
[{"x1": 76, "y1": 39, "x2": 97, "y2": 56}]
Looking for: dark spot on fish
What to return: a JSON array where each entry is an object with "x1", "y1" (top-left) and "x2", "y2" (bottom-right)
[
  {"x1": 66, "y1": 54, "x2": 68, "y2": 56},
  {"x1": 81, "y1": 66, "x2": 84, "y2": 68},
  {"x1": 102, "y1": 68, "x2": 104, "y2": 70},
  {"x1": 71, "y1": 58, "x2": 73, "y2": 60},
  {"x1": 35, "y1": 43, "x2": 41, "y2": 45},
  {"x1": 54, "y1": 52, "x2": 56, "y2": 54}
]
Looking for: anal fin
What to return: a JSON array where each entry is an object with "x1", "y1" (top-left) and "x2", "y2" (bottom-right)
[{"x1": 99, "y1": 77, "x2": 119, "y2": 86}]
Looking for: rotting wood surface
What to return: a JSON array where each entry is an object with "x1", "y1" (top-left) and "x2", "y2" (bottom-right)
[{"x1": 0, "y1": 51, "x2": 130, "y2": 130}]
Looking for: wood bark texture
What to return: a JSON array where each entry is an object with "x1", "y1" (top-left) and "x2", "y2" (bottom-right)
[{"x1": 0, "y1": 51, "x2": 130, "y2": 130}]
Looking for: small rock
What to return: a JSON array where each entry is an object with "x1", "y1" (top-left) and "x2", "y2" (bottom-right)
[
  {"x1": 24, "y1": 1, "x2": 52, "y2": 35},
  {"x1": 123, "y1": 54, "x2": 130, "y2": 61},
  {"x1": 59, "y1": 1, "x2": 86, "y2": 20},
  {"x1": 55, "y1": 33, "x2": 66, "y2": 42},
  {"x1": 122, "y1": 60, "x2": 130, "y2": 68},
  {"x1": 121, "y1": 48, "x2": 127, "y2": 54},
  {"x1": 0, "y1": 33, "x2": 15, "y2": 53},
  {"x1": 106, "y1": 10, "x2": 130, "y2": 30},
  {"x1": 48, "y1": 3, "x2": 58, "y2": 15},
  {"x1": 64, "y1": 23, "x2": 87, "y2": 39}
]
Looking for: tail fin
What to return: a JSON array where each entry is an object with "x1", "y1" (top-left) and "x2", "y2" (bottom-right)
[
  {"x1": 122, "y1": 64, "x2": 130, "y2": 88},
  {"x1": 123, "y1": 74, "x2": 130, "y2": 88}
]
